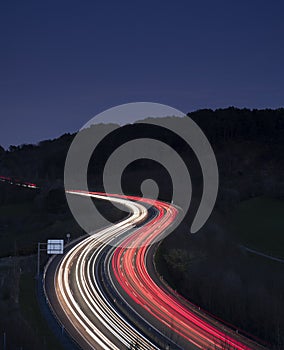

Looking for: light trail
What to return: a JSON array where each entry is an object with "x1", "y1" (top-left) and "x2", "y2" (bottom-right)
[
  {"x1": 48, "y1": 191, "x2": 160, "y2": 350},
  {"x1": 0, "y1": 175, "x2": 38, "y2": 188},
  {"x1": 111, "y1": 198, "x2": 254, "y2": 349},
  {"x1": 44, "y1": 190, "x2": 266, "y2": 350}
]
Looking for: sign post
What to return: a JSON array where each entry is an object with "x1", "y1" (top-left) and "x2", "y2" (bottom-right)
[
  {"x1": 37, "y1": 242, "x2": 47, "y2": 278},
  {"x1": 3, "y1": 332, "x2": 6, "y2": 350}
]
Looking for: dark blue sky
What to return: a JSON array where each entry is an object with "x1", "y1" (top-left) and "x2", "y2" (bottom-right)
[{"x1": 1, "y1": 0, "x2": 284, "y2": 148}]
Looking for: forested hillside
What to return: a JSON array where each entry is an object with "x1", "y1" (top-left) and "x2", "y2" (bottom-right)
[{"x1": 1, "y1": 107, "x2": 284, "y2": 347}]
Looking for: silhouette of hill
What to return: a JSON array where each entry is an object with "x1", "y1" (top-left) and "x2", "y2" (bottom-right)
[{"x1": 0, "y1": 107, "x2": 284, "y2": 347}]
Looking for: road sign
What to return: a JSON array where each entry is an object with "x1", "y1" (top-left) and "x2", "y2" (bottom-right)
[{"x1": 47, "y1": 239, "x2": 64, "y2": 254}]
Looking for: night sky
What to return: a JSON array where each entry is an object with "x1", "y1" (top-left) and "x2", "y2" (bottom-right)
[{"x1": 1, "y1": 0, "x2": 284, "y2": 149}]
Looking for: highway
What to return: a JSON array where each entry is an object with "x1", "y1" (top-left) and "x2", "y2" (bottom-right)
[
  {"x1": 44, "y1": 190, "x2": 266, "y2": 350},
  {"x1": 0, "y1": 175, "x2": 38, "y2": 188}
]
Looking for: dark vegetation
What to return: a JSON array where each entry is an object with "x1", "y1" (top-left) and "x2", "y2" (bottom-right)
[{"x1": 0, "y1": 107, "x2": 284, "y2": 349}]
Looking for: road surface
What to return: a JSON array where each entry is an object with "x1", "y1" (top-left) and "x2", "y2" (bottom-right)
[{"x1": 44, "y1": 190, "x2": 267, "y2": 350}]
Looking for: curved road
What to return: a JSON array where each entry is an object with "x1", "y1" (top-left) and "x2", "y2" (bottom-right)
[{"x1": 44, "y1": 191, "x2": 266, "y2": 350}]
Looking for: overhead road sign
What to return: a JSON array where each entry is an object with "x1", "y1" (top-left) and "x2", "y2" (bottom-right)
[{"x1": 47, "y1": 239, "x2": 64, "y2": 255}]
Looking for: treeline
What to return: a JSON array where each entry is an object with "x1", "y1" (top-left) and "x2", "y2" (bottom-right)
[
  {"x1": 1, "y1": 107, "x2": 284, "y2": 220},
  {"x1": 0, "y1": 133, "x2": 74, "y2": 183},
  {"x1": 0, "y1": 107, "x2": 284, "y2": 185},
  {"x1": 190, "y1": 107, "x2": 284, "y2": 145}
]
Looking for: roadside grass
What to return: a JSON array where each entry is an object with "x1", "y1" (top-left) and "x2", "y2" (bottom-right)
[
  {"x1": 0, "y1": 201, "x2": 34, "y2": 219},
  {"x1": 19, "y1": 273, "x2": 64, "y2": 350},
  {"x1": 0, "y1": 197, "x2": 127, "y2": 349},
  {"x1": 0, "y1": 201, "x2": 84, "y2": 257},
  {"x1": 154, "y1": 244, "x2": 178, "y2": 289},
  {"x1": 228, "y1": 196, "x2": 284, "y2": 258},
  {"x1": 0, "y1": 197, "x2": 124, "y2": 258}
]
